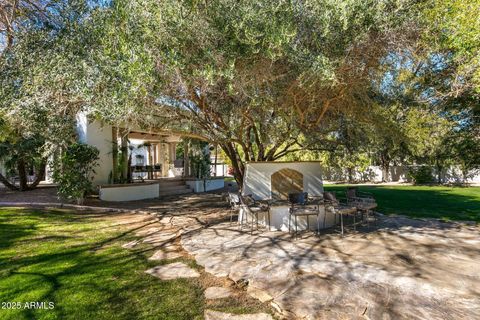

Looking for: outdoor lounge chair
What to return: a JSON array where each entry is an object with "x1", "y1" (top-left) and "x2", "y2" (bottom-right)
[
  {"x1": 346, "y1": 187, "x2": 377, "y2": 226},
  {"x1": 288, "y1": 192, "x2": 323, "y2": 238}
]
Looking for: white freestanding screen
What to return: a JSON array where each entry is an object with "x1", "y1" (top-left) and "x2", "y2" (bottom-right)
[{"x1": 242, "y1": 162, "x2": 324, "y2": 200}]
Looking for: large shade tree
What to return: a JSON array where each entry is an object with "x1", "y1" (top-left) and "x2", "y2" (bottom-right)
[
  {"x1": 0, "y1": 0, "x2": 93, "y2": 190},
  {"x1": 121, "y1": 0, "x2": 421, "y2": 185},
  {"x1": 7, "y1": 0, "x2": 473, "y2": 189},
  {"x1": 422, "y1": 0, "x2": 480, "y2": 177},
  {"x1": 39, "y1": 0, "x2": 419, "y2": 186},
  {"x1": 368, "y1": 0, "x2": 480, "y2": 182}
]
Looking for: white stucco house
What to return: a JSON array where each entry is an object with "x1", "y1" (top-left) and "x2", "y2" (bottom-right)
[{"x1": 52, "y1": 112, "x2": 226, "y2": 201}]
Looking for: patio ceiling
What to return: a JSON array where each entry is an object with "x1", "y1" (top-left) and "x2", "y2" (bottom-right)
[
  {"x1": 128, "y1": 131, "x2": 177, "y2": 142},
  {"x1": 127, "y1": 129, "x2": 208, "y2": 143}
]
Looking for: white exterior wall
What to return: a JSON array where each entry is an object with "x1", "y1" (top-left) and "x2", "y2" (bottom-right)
[
  {"x1": 0, "y1": 161, "x2": 6, "y2": 177},
  {"x1": 186, "y1": 178, "x2": 225, "y2": 193},
  {"x1": 99, "y1": 183, "x2": 159, "y2": 201},
  {"x1": 442, "y1": 167, "x2": 480, "y2": 184},
  {"x1": 129, "y1": 139, "x2": 149, "y2": 166},
  {"x1": 76, "y1": 113, "x2": 113, "y2": 186},
  {"x1": 323, "y1": 165, "x2": 480, "y2": 184},
  {"x1": 210, "y1": 163, "x2": 228, "y2": 177},
  {"x1": 242, "y1": 162, "x2": 324, "y2": 200}
]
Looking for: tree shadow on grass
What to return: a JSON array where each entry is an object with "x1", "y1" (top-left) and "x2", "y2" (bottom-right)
[
  {"x1": 0, "y1": 222, "x2": 36, "y2": 250},
  {"x1": 0, "y1": 218, "x2": 205, "y2": 320}
]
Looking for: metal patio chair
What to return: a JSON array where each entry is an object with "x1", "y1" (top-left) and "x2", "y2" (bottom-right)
[
  {"x1": 346, "y1": 187, "x2": 377, "y2": 226},
  {"x1": 240, "y1": 194, "x2": 271, "y2": 234},
  {"x1": 324, "y1": 191, "x2": 359, "y2": 236},
  {"x1": 227, "y1": 192, "x2": 241, "y2": 225},
  {"x1": 288, "y1": 192, "x2": 323, "y2": 239}
]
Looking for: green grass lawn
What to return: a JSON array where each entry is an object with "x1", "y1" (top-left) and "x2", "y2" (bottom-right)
[
  {"x1": 0, "y1": 208, "x2": 267, "y2": 320},
  {"x1": 324, "y1": 184, "x2": 480, "y2": 222}
]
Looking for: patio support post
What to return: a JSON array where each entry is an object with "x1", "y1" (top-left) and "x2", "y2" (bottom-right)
[
  {"x1": 148, "y1": 144, "x2": 153, "y2": 166},
  {"x1": 153, "y1": 144, "x2": 157, "y2": 165},
  {"x1": 157, "y1": 143, "x2": 164, "y2": 176},
  {"x1": 158, "y1": 143, "x2": 166, "y2": 177},
  {"x1": 111, "y1": 126, "x2": 118, "y2": 183},
  {"x1": 119, "y1": 128, "x2": 129, "y2": 182},
  {"x1": 169, "y1": 143, "x2": 177, "y2": 162},
  {"x1": 184, "y1": 142, "x2": 190, "y2": 177},
  {"x1": 214, "y1": 144, "x2": 218, "y2": 177},
  {"x1": 153, "y1": 144, "x2": 158, "y2": 178},
  {"x1": 168, "y1": 143, "x2": 176, "y2": 177}
]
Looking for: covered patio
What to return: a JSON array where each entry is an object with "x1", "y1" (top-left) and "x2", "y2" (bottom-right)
[
  {"x1": 126, "y1": 130, "x2": 183, "y2": 180},
  {"x1": 68, "y1": 116, "x2": 227, "y2": 201}
]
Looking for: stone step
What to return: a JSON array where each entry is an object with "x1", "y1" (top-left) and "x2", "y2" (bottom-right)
[
  {"x1": 159, "y1": 184, "x2": 191, "y2": 192},
  {"x1": 158, "y1": 188, "x2": 192, "y2": 197},
  {"x1": 156, "y1": 180, "x2": 186, "y2": 187}
]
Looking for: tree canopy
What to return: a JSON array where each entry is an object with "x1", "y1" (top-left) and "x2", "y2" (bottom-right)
[
  {"x1": 0, "y1": 0, "x2": 478, "y2": 188},
  {"x1": 131, "y1": 0, "x2": 421, "y2": 183}
]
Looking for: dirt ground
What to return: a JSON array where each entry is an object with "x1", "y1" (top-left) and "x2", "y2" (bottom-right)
[{"x1": 2, "y1": 187, "x2": 479, "y2": 319}]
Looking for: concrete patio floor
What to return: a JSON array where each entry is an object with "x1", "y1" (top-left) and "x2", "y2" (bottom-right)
[
  {"x1": 107, "y1": 191, "x2": 479, "y2": 319},
  {"x1": 181, "y1": 216, "x2": 480, "y2": 319}
]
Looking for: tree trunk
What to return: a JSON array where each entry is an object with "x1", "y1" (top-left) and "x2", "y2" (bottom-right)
[
  {"x1": 220, "y1": 142, "x2": 244, "y2": 188},
  {"x1": 347, "y1": 167, "x2": 354, "y2": 183},
  {"x1": 380, "y1": 152, "x2": 390, "y2": 182},
  {"x1": 120, "y1": 128, "x2": 129, "y2": 182},
  {"x1": 0, "y1": 172, "x2": 19, "y2": 190},
  {"x1": 462, "y1": 168, "x2": 469, "y2": 184},
  {"x1": 7, "y1": 33, "x2": 14, "y2": 49},
  {"x1": 435, "y1": 160, "x2": 442, "y2": 184},
  {"x1": 17, "y1": 158, "x2": 28, "y2": 191},
  {"x1": 28, "y1": 160, "x2": 47, "y2": 189},
  {"x1": 127, "y1": 153, "x2": 132, "y2": 183},
  {"x1": 382, "y1": 163, "x2": 390, "y2": 182}
]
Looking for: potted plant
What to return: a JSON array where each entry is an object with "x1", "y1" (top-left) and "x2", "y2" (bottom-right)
[{"x1": 190, "y1": 153, "x2": 212, "y2": 192}]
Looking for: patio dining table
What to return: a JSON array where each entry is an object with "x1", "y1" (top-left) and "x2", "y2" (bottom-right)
[
  {"x1": 239, "y1": 198, "x2": 358, "y2": 235},
  {"x1": 240, "y1": 199, "x2": 335, "y2": 232}
]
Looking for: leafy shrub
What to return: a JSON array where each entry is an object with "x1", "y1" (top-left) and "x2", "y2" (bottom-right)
[
  {"x1": 53, "y1": 143, "x2": 99, "y2": 204},
  {"x1": 408, "y1": 166, "x2": 434, "y2": 185},
  {"x1": 190, "y1": 153, "x2": 211, "y2": 179}
]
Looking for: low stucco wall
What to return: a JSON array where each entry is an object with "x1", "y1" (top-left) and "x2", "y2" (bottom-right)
[
  {"x1": 99, "y1": 183, "x2": 159, "y2": 202},
  {"x1": 323, "y1": 165, "x2": 480, "y2": 183},
  {"x1": 186, "y1": 178, "x2": 225, "y2": 193},
  {"x1": 242, "y1": 162, "x2": 324, "y2": 200}
]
